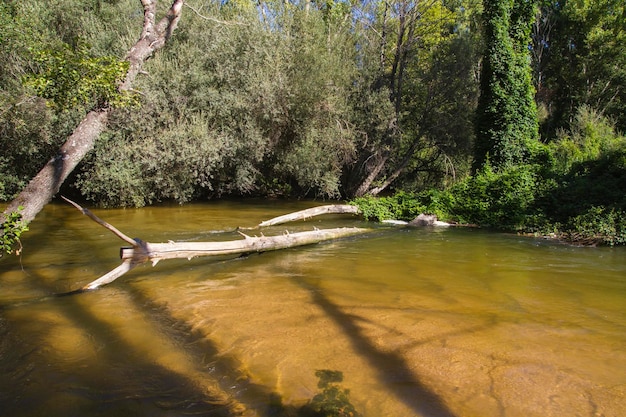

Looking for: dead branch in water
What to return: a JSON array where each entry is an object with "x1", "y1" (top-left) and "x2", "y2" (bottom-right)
[
  {"x1": 256, "y1": 204, "x2": 361, "y2": 227},
  {"x1": 63, "y1": 198, "x2": 370, "y2": 291}
]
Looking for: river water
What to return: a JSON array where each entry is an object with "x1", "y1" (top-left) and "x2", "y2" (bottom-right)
[{"x1": 1, "y1": 200, "x2": 625, "y2": 417}]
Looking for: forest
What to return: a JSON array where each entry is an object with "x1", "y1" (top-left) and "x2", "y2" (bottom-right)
[{"x1": 1, "y1": 0, "x2": 625, "y2": 248}]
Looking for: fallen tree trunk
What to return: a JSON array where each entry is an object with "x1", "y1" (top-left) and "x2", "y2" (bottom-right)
[
  {"x1": 120, "y1": 228, "x2": 369, "y2": 265},
  {"x1": 64, "y1": 199, "x2": 372, "y2": 291},
  {"x1": 257, "y1": 204, "x2": 361, "y2": 227},
  {"x1": 83, "y1": 227, "x2": 370, "y2": 290}
]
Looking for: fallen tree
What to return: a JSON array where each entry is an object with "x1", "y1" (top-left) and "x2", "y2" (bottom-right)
[
  {"x1": 58, "y1": 199, "x2": 458, "y2": 292},
  {"x1": 63, "y1": 199, "x2": 372, "y2": 291},
  {"x1": 256, "y1": 204, "x2": 361, "y2": 227}
]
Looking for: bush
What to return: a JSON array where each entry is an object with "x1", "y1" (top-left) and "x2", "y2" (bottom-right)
[
  {"x1": 352, "y1": 164, "x2": 542, "y2": 230},
  {"x1": 446, "y1": 163, "x2": 539, "y2": 229},
  {"x1": 350, "y1": 192, "x2": 426, "y2": 221},
  {"x1": 566, "y1": 207, "x2": 626, "y2": 246},
  {"x1": 550, "y1": 105, "x2": 623, "y2": 173},
  {"x1": 1, "y1": 207, "x2": 29, "y2": 256}
]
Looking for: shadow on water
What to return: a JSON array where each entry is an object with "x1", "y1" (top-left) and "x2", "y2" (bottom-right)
[
  {"x1": 120, "y1": 283, "x2": 376, "y2": 417},
  {"x1": 0, "y1": 270, "x2": 238, "y2": 416},
  {"x1": 0, "y1": 260, "x2": 371, "y2": 417},
  {"x1": 292, "y1": 278, "x2": 459, "y2": 417},
  {"x1": 2, "y1": 219, "x2": 456, "y2": 417},
  {"x1": 2, "y1": 207, "x2": 488, "y2": 416}
]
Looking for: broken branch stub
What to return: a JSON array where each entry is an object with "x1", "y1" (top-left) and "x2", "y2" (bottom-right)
[{"x1": 62, "y1": 196, "x2": 139, "y2": 247}]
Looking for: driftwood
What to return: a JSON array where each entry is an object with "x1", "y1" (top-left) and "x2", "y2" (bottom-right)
[
  {"x1": 64, "y1": 199, "x2": 371, "y2": 291},
  {"x1": 257, "y1": 204, "x2": 360, "y2": 227},
  {"x1": 63, "y1": 200, "x2": 464, "y2": 292}
]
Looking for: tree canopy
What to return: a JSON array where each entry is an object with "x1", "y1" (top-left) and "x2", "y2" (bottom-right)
[{"x1": 1, "y1": 0, "x2": 625, "y2": 247}]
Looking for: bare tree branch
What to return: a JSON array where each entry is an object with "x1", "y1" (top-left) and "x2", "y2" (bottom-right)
[
  {"x1": 185, "y1": 2, "x2": 247, "y2": 25},
  {"x1": 61, "y1": 197, "x2": 138, "y2": 247}
]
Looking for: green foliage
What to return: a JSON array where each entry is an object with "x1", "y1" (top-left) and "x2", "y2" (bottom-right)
[
  {"x1": 75, "y1": 133, "x2": 153, "y2": 207},
  {"x1": 1, "y1": 0, "x2": 482, "y2": 205},
  {"x1": 566, "y1": 207, "x2": 626, "y2": 246},
  {"x1": 353, "y1": 162, "x2": 545, "y2": 230},
  {"x1": 446, "y1": 163, "x2": 539, "y2": 228},
  {"x1": 350, "y1": 196, "x2": 396, "y2": 221},
  {"x1": 76, "y1": 4, "x2": 362, "y2": 205},
  {"x1": 550, "y1": 106, "x2": 624, "y2": 172},
  {"x1": 474, "y1": 0, "x2": 539, "y2": 171},
  {"x1": 350, "y1": 192, "x2": 426, "y2": 221},
  {"x1": 0, "y1": 98, "x2": 84, "y2": 200},
  {"x1": 1, "y1": 207, "x2": 29, "y2": 256},
  {"x1": 1, "y1": 0, "x2": 139, "y2": 202},
  {"x1": 345, "y1": 0, "x2": 478, "y2": 195},
  {"x1": 1, "y1": 0, "x2": 623, "y2": 252},
  {"x1": 540, "y1": 109, "x2": 626, "y2": 231},
  {"x1": 76, "y1": 111, "x2": 243, "y2": 207},
  {"x1": 540, "y1": 0, "x2": 626, "y2": 134},
  {"x1": 23, "y1": 41, "x2": 133, "y2": 110},
  {"x1": 354, "y1": 108, "x2": 626, "y2": 244}
]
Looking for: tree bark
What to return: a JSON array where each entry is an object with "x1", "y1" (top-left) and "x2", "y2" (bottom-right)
[
  {"x1": 2, "y1": 111, "x2": 109, "y2": 225},
  {"x1": 0, "y1": 0, "x2": 184, "y2": 227},
  {"x1": 82, "y1": 227, "x2": 370, "y2": 291},
  {"x1": 353, "y1": 153, "x2": 388, "y2": 197}
]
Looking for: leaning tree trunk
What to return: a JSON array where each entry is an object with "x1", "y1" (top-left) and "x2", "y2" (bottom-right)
[
  {"x1": 353, "y1": 153, "x2": 388, "y2": 197},
  {"x1": 0, "y1": 0, "x2": 184, "y2": 227},
  {"x1": 1, "y1": 111, "x2": 109, "y2": 225}
]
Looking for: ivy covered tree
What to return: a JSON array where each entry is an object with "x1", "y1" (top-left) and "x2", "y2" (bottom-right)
[{"x1": 474, "y1": 0, "x2": 539, "y2": 172}]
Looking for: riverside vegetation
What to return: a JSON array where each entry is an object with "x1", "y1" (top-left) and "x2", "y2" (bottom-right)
[
  {"x1": 1, "y1": 0, "x2": 625, "y2": 248},
  {"x1": 352, "y1": 105, "x2": 626, "y2": 246}
]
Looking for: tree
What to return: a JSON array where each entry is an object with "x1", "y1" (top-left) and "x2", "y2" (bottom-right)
[
  {"x1": 0, "y1": 0, "x2": 184, "y2": 255},
  {"x1": 531, "y1": 0, "x2": 556, "y2": 129},
  {"x1": 474, "y1": 0, "x2": 539, "y2": 172},
  {"x1": 347, "y1": 0, "x2": 477, "y2": 197},
  {"x1": 538, "y1": 0, "x2": 626, "y2": 136},
  {"x1": 76, "y1": 0, "x2": 361, "y2": 204}
]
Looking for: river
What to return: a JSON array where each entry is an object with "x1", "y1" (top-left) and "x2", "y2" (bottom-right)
[{"x1": 1, "y1": 200, "x2": 625, "y2": 417}]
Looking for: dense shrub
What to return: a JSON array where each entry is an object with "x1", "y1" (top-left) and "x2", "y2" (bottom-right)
[
  {"x1": 445, "y1": 163, "x2": 538, "y2": 228},
  {"x1": 550, "y1": 106, "x2": 623, "y2": 173},
  {"x1": 352, "y1": 164, "x2": 541, "y2": 229},
  {"x1": 565, "y1": 207, "x2": 626, "y2": 246},
  {"x1": 353, "y1": 107, "x2": 626, "y2": 245},
  {"x1": 1, "y1": 207, "x2": 28, "y2": 257},
  {"x1": 350, "y1": 192, "x2": 426, "y2": 221}
]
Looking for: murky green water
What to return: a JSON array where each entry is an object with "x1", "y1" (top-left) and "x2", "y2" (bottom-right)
[{"x1": 1, "y1": 201, "x2": 625, "y2": 417}]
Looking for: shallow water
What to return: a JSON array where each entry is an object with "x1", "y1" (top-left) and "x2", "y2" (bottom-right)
[{"x1": 1, "y1": 200, "x2": 625, "y2": 417}]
